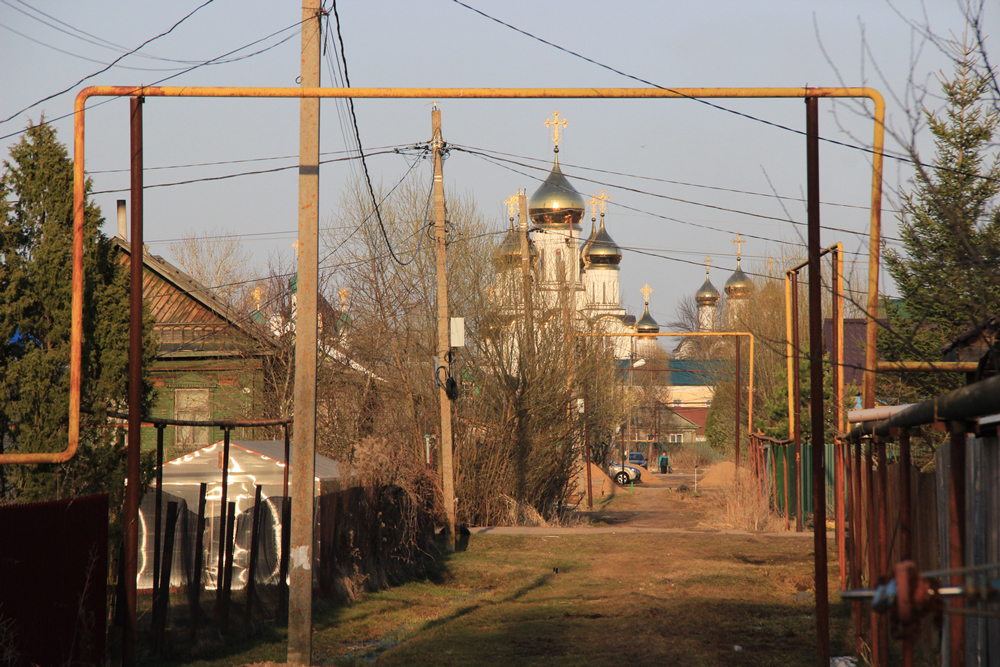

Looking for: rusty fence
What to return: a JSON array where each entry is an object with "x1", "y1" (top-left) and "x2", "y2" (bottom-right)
[{"x1": 842, "y1": 374, "x2": 1000, "y2": 667}]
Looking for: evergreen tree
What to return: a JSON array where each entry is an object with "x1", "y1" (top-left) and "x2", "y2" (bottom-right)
[
  {"x1": 881, "y1": 54, "x2": 1000, "y2": 400},
  {"x1": 0, "y1": 120, "x2": 155, "y2": 502}
]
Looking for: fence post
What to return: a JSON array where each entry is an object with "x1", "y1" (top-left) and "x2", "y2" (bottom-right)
[
  {"x1": 155, "y1": 502, "x2": 178, "y2": 656},
  {"x1": 221, "y1": 501, "x2": 236, "y2": 637},
  {"x1": 245, "y1": 485, "x2": 264, "y2": 623},
  {"x1": 190, "y1": 483, "x2": 207, "y2": 643}
]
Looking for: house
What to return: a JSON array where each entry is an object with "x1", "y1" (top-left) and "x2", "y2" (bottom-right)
[
  {"x1": 114, "y1": 238, "x2": 279, "y2": 455},
  {"x1": 942, "y1": 313, "x2": 1000, "y2": 383}
]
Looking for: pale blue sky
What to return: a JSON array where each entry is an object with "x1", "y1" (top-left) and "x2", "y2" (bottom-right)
[{"x1": 2, "y1": 0, "x2": 996, "y2": 327}]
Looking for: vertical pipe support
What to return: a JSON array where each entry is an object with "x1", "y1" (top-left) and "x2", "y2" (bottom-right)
[
  {"x1": 791, "y1": 271, "x2": 803, "y2": 532},
  {"x1": 806, "y1": 96, "x2": 829, "y2": 665},
  {"x1": 123, "y1": 95, "x2": 144, "y2": 667},
  {"x1": 735, "y1": 335, "x2": 741, "y2": 469}
]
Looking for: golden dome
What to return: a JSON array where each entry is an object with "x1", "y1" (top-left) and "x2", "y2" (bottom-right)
[
  {"x1": 724, "y1": 260, "x2": 753, "y2": 300},
  {"x1": 493, "y1": 220, "x2": 536, "y2": 268},
  {"x1": 696, "y1": 276, "x2": 720, "y2": 306},
  {"x1": 528, "y1": 150, "x2": 585, "y2": 229},
  {"x1": 580, "y1": 214, "x2": 622, "y2": 267},
  {"x1": 636, "y1": 302, "x2": 659, "y2": 334}
]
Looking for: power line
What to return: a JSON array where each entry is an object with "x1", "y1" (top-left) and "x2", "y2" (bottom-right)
[
  {"x1": 0, "y1": 0, "x2": 219, "y2": 126},
  {"x1": 329, "y1": 0, "x2": 414, "y2": 267},
  {"x1": 0, "y1": 18, "x2": 304, "y2": 142},
  {"x1": 88, "y1": 146, "x2": 416, "y2": 195},
  {"x1": 455, "y1": 146, "x2": 893, "y2": 255},
  {"x1": 452, "y1": 142, "x2": 900, "y2": 216},
  {"x1": 449, "y1": 0, "x2": 1000, "y2": 186}
]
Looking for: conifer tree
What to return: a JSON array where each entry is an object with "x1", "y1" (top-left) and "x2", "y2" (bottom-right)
[
  {"x1": 0, "y1": 120, "x2": 155, "y2": 501},
  {"x1": 881, "y1": 53, "x2": 1000, "y2": 399}
]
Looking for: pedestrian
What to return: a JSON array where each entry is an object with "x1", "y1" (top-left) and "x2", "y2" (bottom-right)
[{"x1": 658, "y1": 451, "x2": 670, "y2": 475}]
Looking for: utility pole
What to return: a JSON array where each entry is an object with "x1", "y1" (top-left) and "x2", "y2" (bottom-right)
[
  {"x1": 288, "y1": 0, "x2": 320, "y2": 663},
  {"x1": 432, "y1": 106, "x2": 455, "y2": 552}
]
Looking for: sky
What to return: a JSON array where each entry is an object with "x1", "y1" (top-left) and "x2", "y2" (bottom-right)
[{"x1": 2, "y1": 0, "x2": 998, "y2": 331}]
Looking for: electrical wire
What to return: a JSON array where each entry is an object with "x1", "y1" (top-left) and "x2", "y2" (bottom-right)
[
  {"x1": 0, "y1": 0, "x2": 219, "y2": 126},
  {"x1": 452, "y1": 142, "x2": 899, "y2": 215},
  {"x1": 449, "y1": 0, "x2": 1000, "y2": 185},
  {"x1": 0, "y1": 18, "x2": 305, "y2": 142}
]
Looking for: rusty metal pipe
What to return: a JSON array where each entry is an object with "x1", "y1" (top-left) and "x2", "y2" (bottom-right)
[
  {"x1": 876, "y1": 437, "x2": 889, "y2": 666},
  {"x1": 122, "y1": 96, "x2": 144, "y2": 667},
  {"x1": 877, "y1": 361, "x2": 979, "y2": 372},
  {"x1": 39, "y1": 85, "x2": 884, "y2": 469},
  {"x1": 898, "y1": 427, "x2": 914, "y2": 666},
  {"x1": 866, "y1": 440, "x2": 880, "y2": 665},
  {"x1": 791, "y1": 271, "x2": 802, "y2": 532},
  {"x1": 948, "y1": 422, "x2": 967, "y2": 667},
  {"x1": 851, "y1": 439, "x2": 863, "y2": 653},
  {"x1": 806, "y1": 96, "x2": 829, "y2": 665},
  {"x1": 735, "y1": 336, "x2": 741, "y2": 469}
]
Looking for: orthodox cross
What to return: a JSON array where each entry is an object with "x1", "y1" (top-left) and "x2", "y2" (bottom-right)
[
  {"x1": 765, "y1": 257, "x2": 777, "y2": 274},
  {"x1": 504, "y1": 193, "x2": 518, "y2": 222},
  {"x1": 704, "y1": 255, "x2": 712, "y2": 274},
  {"x1": 545, "y1": 110, "x2": 568, "y2": 147},
  {"x1": 641, "y1": 283, "x2": 653, "y2": 305},
  {"x1": 731, "y1": 233, "x2": 744, "y2": 260},
  {"x1": 594, "y1": 189, "x2": 609, "y2": 216},
  {"x1": 587, "y1": 196, "x2": 598, "y2": 220}
]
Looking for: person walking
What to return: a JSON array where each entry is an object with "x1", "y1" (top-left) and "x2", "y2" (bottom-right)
[{"x1": 658, "y1": 451, "x2": 670, "y2": 475}]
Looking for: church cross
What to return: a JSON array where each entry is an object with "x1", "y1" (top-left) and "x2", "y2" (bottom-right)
[
  {"x1": 504, "y1": 193, "x2": 518, "y2": 221},
  {"x1": 587, "y1": 196, "x2": 598, "y2": 220},
  {"x1": 544, "y1": 110, "x2": 568, "y2": 147},
  {"x1": 252, "y1": 287, "x2": 263, "y2": 310},
  {"x1": 704, "y1": 255, "x2": 712, "y2": 274},
  {"x1": 765, "y1": 257, "x2": 777, "y2": 273},
  {"x1": 731, "y1": 233, "x2": 744, "y2": 260},
  {"x1": 641, "y1": 283, "x2": 653, "y2": 304},
  {"x1": 594, "y1": 189, "x2": 610, "y2": 215}
]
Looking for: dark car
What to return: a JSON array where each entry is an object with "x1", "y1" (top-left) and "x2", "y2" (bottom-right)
[{"x1": 627, "y1": 451, "x2": 648, "y2": 469}]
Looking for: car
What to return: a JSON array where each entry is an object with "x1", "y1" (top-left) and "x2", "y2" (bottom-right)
[
  {"x1": 608, "y1": 460, "x2": 643, "y2": 485},
  {"x1": 627, "y1": 451, "x2": 648, "y2": 469}
]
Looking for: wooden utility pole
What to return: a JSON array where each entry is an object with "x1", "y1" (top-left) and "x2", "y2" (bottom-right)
[
  {"x1": 288, "y1": 0, "x2": 320, "y2": 662},
  {"x1": 432, "y1": 106, "x2": 456, "y2": 552}
]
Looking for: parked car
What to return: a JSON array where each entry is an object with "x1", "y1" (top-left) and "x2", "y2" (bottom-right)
[
  {"x1": 627, "y1": 451, "x2": 648, "y2": 469},
  {"x1": 608, "y1": 461, "x2": 643, "y2": 485}
]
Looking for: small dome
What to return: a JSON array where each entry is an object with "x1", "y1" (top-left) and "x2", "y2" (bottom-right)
[
  {"x1": 493, "y1": 221, "x2": 536, "y2": 268},
  {"x1": 724, "y1": 260, "x2": 753, "y2": 300},
  {"x1": 528, "y1": 151, "x2": 585, "y2": 229},
  {"x1": 636, "y1": 303, "x2": 659, "y2": 335},
  {"x1": 580, "y1": 214, "x2": 622, "y2": 267},
  {"x1": 696, "y1": 276, "x2": 720, "y2": 306}
]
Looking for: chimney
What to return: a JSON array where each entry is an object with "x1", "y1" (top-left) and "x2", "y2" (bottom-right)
[{"x1": 117, "y1": 200, "x2": 127, "y2": 241}]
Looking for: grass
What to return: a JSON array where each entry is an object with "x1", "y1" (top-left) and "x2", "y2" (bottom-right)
[{"x1": 150, "y1": 519, "x2": 853, "y2": 666}]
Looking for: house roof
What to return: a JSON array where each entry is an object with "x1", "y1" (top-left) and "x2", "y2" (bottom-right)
[
  {"x1": 668, "y1": 359, "x2": 726, "y2": 386},
  {"x1": 114, "y1": 237, "x2": 277, "y2": 358}
]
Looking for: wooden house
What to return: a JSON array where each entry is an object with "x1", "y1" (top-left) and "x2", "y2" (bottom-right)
[{"x1": 115, "y1": 238, "x2": 278, "y2": 455}]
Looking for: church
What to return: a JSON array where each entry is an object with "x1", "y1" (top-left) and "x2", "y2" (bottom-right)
[
  {"x1": 490, "y1": 111, "x2": 753, "y2": 365},
  {"x1": 490, "y1": 110, "x2": 662, "y2": 361}
]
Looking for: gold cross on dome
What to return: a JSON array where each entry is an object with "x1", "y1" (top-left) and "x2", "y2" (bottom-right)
[
  {"x1": 544, "y1": 110, "x2": 568, "y2": 147},
  {"x1": 594, "y1": 189, "x2": 609, "y2": 215},
  {"x1": 587, "y1": 196, "x2": 598, "y2": 219},
  {"x1": 704, "y1": 255, "x2": 713, "y2": 273},
  {"x1": 252, "y1": 286, "x2": 263, "y2": 310},
  {"x1": 765, "y1": 257, "x2": 777, "y2": 273},
  {"x1": 504, "y1": 193, "x2": 518, "y2": 220},
  {"x1": 731, "y1": 233, "x2": 744, "y2": 260},
  {"x1": 641, "y1": 283, "x2": 653, "y2": 304}
]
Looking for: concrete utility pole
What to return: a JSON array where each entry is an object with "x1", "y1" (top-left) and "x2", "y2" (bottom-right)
[
  {"x1": 288, "y1": 0, "x2": 320, "y2": 663},
  {"x1": 432, "y1": 106, "x2": 456, "y2": 552}
]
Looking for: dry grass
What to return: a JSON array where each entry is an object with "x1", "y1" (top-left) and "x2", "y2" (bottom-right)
[
  {"x1": 711, "y1": 474, "x2": 784, "y2": 533},
  {"x1": 670, "y1": 443, "x2": 721, "y2": 469}
]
